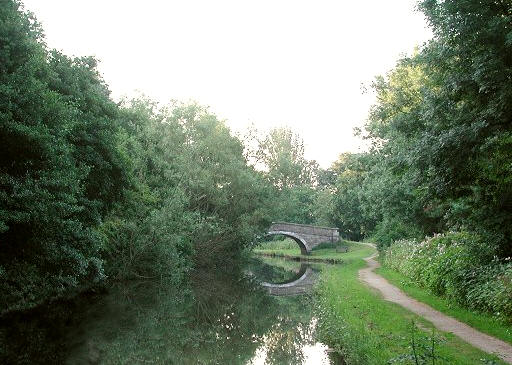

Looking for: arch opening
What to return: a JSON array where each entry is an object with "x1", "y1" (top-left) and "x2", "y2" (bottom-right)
[
  {"x1": 261, "y1": 263, "x2": 309, "y2": 286},
  {"x1": 265, "y1": 231, "x2": 309, "y2": 255},
  {"x1": 261, "y1": 266, "x2": 318, "y2": 296}
]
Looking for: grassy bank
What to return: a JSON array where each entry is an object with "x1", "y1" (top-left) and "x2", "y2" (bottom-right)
[
  {"x1": 254, "y1": 239, "x2": 374, "y2": 262},
  {"x1": 314, "y1": 245, "x2": 506, "y2": 364},
  {"x1": 255, "y1": 252, "x2": 344, "y2": 264},
  {"x1": 255, "y1": 241, "x2": 506, "y2": 364},
  {"x1": 377, "y1": 265, "x2": 512, "y2": 345}
]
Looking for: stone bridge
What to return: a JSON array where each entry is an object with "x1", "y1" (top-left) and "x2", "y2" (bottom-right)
[{"x1": 267, "y1": 222, "x2": 339, "y2": 255}]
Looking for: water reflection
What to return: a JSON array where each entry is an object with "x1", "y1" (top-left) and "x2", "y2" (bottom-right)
[
  {"x1": 0, "y1": 258, "x2": 338, "y2": 364},
  {"x1": 247, "y1": 256, "x2": 308, "y2": 284},
  {"x1": 248, "y1": 318, "x2": 331, "y2": 365},
  {"x1": 247, "y1": 257, "x2": 321, "y2": 296}
]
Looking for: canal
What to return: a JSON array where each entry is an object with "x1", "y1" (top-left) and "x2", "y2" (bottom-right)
[{"x1": 1, "y1": 256, "x2": 342, "y2": 364}]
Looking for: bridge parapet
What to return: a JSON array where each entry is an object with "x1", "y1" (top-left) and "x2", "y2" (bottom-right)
[{"x1": 270, "y1": 222, "x2": 339, "y2": 239}]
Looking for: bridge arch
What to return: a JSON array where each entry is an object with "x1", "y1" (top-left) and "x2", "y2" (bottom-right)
[
  {"x1": 266, "y1": 230, "x2": 309, "y2": 255},
  {"x1": 261, "y1": 263, "x2": 309, "y2": 287},
  {"x1": 267, "y1": 222, "x2": 340, "y2": 255},
  {"x1": 261, "y1": 265, "x2": 319, "y2": 296}
]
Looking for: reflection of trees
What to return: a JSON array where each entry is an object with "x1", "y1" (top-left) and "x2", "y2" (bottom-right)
[
  {"x1": 1, "y1": 263, "x2": 321, "y2": 364},
  {"x1": 184, "y1": 266, "x2": 278, "y2": 364},
  {"x1": 186, "y1": 267, "x2": 321, "y2": 365},
  {"x1": 254, "y1": 297, "x2": 317, "y2": 365}
]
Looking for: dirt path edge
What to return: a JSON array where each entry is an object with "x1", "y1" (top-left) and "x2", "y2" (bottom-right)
[{"x1": 358, "y1": 247, "x2": 512, "y2": 364}]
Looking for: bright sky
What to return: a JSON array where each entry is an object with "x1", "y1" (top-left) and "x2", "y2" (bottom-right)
[{"x1": 22, "y1": 0, "x2": 431, "y2": 168}]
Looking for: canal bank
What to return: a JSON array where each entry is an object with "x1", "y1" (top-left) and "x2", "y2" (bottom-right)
[{"x1": 257, "y1": 241, "x2": 508, "y2": 364}]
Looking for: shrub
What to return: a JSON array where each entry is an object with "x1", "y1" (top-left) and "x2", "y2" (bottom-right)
[
  {"x1": 311, "y1": 240, "x2": 345, "y2": 251},
  {"x1": 256, "y1": 237, "x2": 298, "y2": 251},
  {"x1": 383, "y1": 232, "x2": 512, "y2": 322},
  {"x1": 370, "y1": 218, "x2": 423, "y2": 250}
]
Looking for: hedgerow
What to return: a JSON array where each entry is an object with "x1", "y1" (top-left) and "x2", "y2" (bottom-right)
[{"x1": 383, "y1": 232, "x2": 512, "y2": 322}]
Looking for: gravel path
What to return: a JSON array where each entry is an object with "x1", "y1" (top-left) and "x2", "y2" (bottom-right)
[{"x1": 358, "y1": 251, "x2": 512, "y2": 364}]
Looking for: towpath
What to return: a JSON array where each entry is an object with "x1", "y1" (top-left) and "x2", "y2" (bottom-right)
[{"x1": 358, "y1": 247, "x2": 512, "y2": 364}]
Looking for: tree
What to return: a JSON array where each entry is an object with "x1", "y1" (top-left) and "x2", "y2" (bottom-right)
[
  {"x1": 256, "y1": 127, "x2": 318, "y2": 190},
  {"x1": 330, "y1": 0, "x2": 512, "y2": 254},
  {"x1": 0, "y1": 1, "x2": 126, "y2": 313},
  {"x1": 254, "y1": 127, "x2": 319, "y2": 224}
]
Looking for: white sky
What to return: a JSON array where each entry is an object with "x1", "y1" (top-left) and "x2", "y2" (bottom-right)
[{"x1": 22, "y1": 0, "x2": 431, "y2": 168}]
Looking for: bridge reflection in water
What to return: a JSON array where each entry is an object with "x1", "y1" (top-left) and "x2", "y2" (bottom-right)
[{"x1": 261, "y1": 263, "x2": 319, "y2": 296}]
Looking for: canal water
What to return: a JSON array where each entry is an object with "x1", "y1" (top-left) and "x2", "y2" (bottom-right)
[{"x1": 1, "y1": 256, "x2": 341, "y2": 364}]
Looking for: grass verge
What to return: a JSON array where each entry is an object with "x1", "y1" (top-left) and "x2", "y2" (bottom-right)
[
  {"x1": 314, "y1": 247, "x2": 506, "y2": 364},
  {"x1": 254, "y1": 240, "x2": 374, "y2": 263},
  {"x1": 376, "y1": 265, "x2": 512, "y2": 345},
  {"x1": 256, "y1": 242, "x2": 508, "y2": 363}
]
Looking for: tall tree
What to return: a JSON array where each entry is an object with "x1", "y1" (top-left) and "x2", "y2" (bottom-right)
[
  {"x1": 254, "y1": 127, "x2": 319, "y2": 224},
  {"x1": 256, "y1": 127, "x2": 317, "y2": 190},
  {"x1": 0, "y1": 1, "x2": 126, "y2": 313}
]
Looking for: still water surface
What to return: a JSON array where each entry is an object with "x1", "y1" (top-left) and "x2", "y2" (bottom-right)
[{"x1": 1, "y1": 256, "x2": 340, "y2": 364}]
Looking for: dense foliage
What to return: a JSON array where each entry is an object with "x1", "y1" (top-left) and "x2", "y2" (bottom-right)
[
  {"x1": 322, "y1": 0, "x2": 512, "y2": 253},
  {"x1": 0, "y1": 1, "x2": 127, "y2": 313},
  {"x1": 246, "y1": 126, "x2": 321, "y2": 225},
  {"x1": 0, "y1": 1, "x2": 272, "y2": 314},
  {"x1": 104, "y1": 99, "x2": 272, "y2": 277},
  {"x1": 315, "y1": 0, "x2": 512, "y2": 319},
  {"x1": 383, "y1": 233, "x2": 512, "y2": 322}
]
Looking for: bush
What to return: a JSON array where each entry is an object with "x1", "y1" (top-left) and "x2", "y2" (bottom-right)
[
  {"x1": 311, "y1": 240, "x2": 345, "y2": 251},
  {"x1": 466, "y1": 263, "x2": 512, "y2": 322},
  {"x1": 370, "y1": 218, "x2": 423, "y2": 250},
  {"x1": 383, "y1": 232, "x2": 512, "y2": 322},
  {"x1": 257, "y1": 237, "x2": 298, "y2": 250}
]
